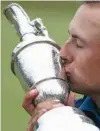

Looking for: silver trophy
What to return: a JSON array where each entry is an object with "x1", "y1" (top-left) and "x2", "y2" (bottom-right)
[
  {"x1": 4, "y1": 3, "x2": 69, "y2": 105},
  {"x1": 4, "y1": 3, "x2": 100, "y2": 131}
]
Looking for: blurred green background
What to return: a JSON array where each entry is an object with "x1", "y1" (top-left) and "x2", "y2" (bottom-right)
[{"x1": 1, "y1": 1, "x2": 80, "y2": 131}]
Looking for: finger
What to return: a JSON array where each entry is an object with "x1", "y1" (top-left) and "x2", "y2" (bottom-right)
[
  {"x1": 27, "y1": 109, "x2": 47, "y2": 131},
  {"x1": 27, "y1": 121, "x2": 35, "y2": 131},
  {"x1": 29, "y1": 101, "x2": 64, "y2": 128},
  {"x1": 67, "y1": 92, "x2": 75, "y2": 106},
  {"x1": 35, "y1": 99, "x2": 61, "y2": 111},
  {"x1": 29, "y1": 99, "x2": 61, "y2": 123},
  {"x1": 53, "y1": 103, "x2": 64, "y2": 108},
  {"x1": 28, "y1": 99, "x2": 64, "y2": 130},
  {"x1": 22, "y1": 89, "x2": 39, "y2": 115}
]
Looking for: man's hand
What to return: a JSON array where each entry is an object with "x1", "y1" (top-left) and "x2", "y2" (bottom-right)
[
  {"x1": 22, "y1": 89, "x2": 65, "y2": 131},
  {"x1": 22, "y1": 89, "x2": 75, "y2": 131},
  {"x1": 22, "y1": 89, "x2": 38, "y2": 116}
]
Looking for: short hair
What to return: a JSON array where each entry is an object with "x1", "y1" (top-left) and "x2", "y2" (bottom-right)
[{"x1": 83, "y1": 1, "x2": 100, "y2": 5}]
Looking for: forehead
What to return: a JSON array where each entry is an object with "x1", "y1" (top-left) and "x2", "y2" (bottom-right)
[{"x1": 69, "y1": 4, "x2": 100, "y2": 43}]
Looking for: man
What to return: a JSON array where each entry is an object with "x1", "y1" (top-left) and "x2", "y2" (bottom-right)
[{"x1": 22, "y1": 1, "x2": 100, "y2": 130}]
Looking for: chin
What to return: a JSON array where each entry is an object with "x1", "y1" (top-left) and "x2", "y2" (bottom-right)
[
  {"x1": 68, "y1": 83, "x2": 78, "y2": 92},
  {"x1": 69, "y1": 83, "x2": 86, "y2": 95},
  {"x1": 67, "y1": 76, "x2": 87, "y2": 94}
]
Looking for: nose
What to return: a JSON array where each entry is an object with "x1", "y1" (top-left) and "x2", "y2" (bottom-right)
[{"x1": 60, "y1": 40, "x2": 73, "y2": 66}]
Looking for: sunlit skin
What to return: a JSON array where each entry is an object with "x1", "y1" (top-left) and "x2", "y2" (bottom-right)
[{"x1": 60, "y1": 4, "x2": 100, "y2": 98}]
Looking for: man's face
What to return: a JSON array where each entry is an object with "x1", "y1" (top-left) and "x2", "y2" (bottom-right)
[{"x1": 60, "y1": 4, "x2": 100, "y2": 96}]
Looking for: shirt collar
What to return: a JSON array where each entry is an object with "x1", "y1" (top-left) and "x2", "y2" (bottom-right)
[{"x1": 79, "y1": 96, "x2": 100, "y2": 122}]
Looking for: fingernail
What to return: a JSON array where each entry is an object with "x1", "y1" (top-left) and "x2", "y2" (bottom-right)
[
  {"x1": 53, "y1": 103, "x2": 64, "y2": 108},
  {"x1": 53, "y1": 99, "x2": 60, "y2": 102},
  {"x1": 39, "y1": 109, "x2": 47, "y2": 114},
  {"x1": 29, "y1": 89, "x2": 38, "y2": 96},
  {"x1": 41, "y1": 108, "x2": 47, "y2": 113}
]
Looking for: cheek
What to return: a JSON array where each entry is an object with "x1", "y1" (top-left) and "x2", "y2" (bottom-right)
[
  {"x1": 73, "y1": 50, "x2": 100, "y2": 86},
  {"x1": 73, "y1": 67, "x2": 87, "y2": 83}
]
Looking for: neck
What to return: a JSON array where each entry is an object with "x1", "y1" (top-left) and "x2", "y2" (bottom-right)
[{"x1": 92, "y1": 95, "x2": 100, "y2": 109}]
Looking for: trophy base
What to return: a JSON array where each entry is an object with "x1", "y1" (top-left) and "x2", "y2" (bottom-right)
[{"x1": 36, "y1": 106, "x2": 99, "y2": 131}]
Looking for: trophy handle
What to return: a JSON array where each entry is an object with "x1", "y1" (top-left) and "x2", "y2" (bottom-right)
[
  {"x1": 4, "y1": 3, "x2": 50, "y2": 41},
  {"x1": 4, "y1": 3, "x2": 35, "y2": 41}
]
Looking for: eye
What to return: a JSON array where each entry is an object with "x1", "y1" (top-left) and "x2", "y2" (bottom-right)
[{"x1": 71, "y1": 36, "x2": 83, "y2": 48}]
